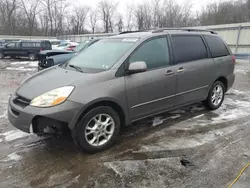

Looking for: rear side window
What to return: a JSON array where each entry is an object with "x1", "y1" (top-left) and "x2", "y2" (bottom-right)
[
  {"x1": 171, "y1": 35, "x2": 208, "y2": 64},
  {"x1": 41, "y1": 41, "x2": 52, "y2": 50},
  {"x1": 204, "y1": 35, "x2": 230, "y2": 58},
  {"x1": 129, "y1": 37, "x2": 170, "y2": 69},
  {"x1": 35, "y1": 43, "x2": 41, "y2": 47},
  {"x1": 22, "y1": 42, "x2": 34, "y2": 47}
]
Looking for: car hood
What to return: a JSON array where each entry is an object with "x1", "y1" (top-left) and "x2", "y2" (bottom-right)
[
  {"x1": 50, "y1": 53, "x2": 75, "y2": 65},
  {"x1": 16, "y1": 66, "x2": 88, "y2": 100},
  {"x1": 39, "y1": 50, "x2": 73, "y2": 56}
]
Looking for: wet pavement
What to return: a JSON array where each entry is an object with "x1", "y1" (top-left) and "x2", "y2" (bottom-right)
[{"x1": 1, "y1": 59, "x2": 250, "y2": 188}]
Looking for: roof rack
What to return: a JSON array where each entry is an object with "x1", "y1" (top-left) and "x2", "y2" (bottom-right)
[
  {"x1": 152, "y1": 28, "x2": 218, "y2": 34},
  {"x1": 119, "y1": 29, "x2": 153, "y2": 35}
]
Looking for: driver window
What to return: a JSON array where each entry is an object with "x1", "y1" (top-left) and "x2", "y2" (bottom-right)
[{"x1": 129, "y1": 37, "x2": 170, "y2": 70}]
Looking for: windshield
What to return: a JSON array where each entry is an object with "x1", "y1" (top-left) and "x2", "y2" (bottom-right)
[
  {"x1": 67, "y1": 39, "x2": 136, "y2": 70},
  {"x1": 73, "y1": 41, "x2": 90, "y2": 52}
]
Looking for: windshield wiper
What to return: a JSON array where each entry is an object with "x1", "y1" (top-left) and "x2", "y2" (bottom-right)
[{"x1": 69, "y1": 64, "x2": 84, "y2": 73}]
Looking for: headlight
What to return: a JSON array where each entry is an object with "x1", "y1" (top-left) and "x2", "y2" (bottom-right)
[{"x1": 30, "y1": 86, "x2": 74, "y2": 107}]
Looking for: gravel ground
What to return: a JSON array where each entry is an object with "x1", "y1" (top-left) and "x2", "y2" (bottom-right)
[{"x1": 0, "y1": 59, "x2": 250, "y2": 188}]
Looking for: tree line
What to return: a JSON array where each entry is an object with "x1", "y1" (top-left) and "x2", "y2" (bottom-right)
[{"x1": 0, "y1": 0, "x2": 250, "y2": 36}]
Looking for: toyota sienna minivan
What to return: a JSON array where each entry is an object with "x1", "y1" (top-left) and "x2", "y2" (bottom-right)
[{"x1": 8, "y1": 29, "x2": 235, "y2": 153}]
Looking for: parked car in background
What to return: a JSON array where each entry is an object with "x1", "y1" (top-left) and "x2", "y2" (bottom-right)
[
  {"x1": 0, "y1": 40, "x2": 52, "y2": 60},
  {"x1": 8, "y1": 29, "x2": 235, "y2": 153},
  {"x1": 50, "y1": 39, "x2": 62, "y2": 49},
  {"x1": 55, "y1": 42, "x2": 78, "y2": 50},
  {"x1": 38, "y1": 39, "x2": 100, "y2": 71}
]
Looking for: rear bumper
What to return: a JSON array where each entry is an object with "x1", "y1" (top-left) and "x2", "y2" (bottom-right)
[
  {"x1": 8, "y1": 95, "x2": 82, "y2": 133},
  {"x1": 227, "y1": 73, "x2": 235, "y2": 91}
]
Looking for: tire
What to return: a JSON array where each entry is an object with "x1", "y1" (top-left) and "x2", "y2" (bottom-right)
[
  {"x1": 205, "y1": 81, "x2": 225, "y2": 110},
  {"x1": 72, "y1": 106, "x2": 121, "y2": 153},
  {"x1": 0, "y1": 52, "x2": 4, "y2": 59},
  {"x1": 29, "y1": 53, "x2": 36, "y2": 61}
]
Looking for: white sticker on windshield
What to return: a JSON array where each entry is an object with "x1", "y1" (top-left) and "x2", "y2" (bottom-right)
[{"x1": 122, "y1": 38, "x2": 138, "y2": 42}]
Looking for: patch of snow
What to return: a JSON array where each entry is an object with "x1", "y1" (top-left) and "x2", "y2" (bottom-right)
[
  {"x1": 0, "y1": 109, "x2": 7, "y2": 119},
  {"x1": 10, "y1": 61, "x2": 38, "y2": 67},
  {"x1": 234, "y1": 69, "x2": 248, "y2": 74},
  {"x1": 152, "y1": 114, "x2": 181, "y2": 127},
  {"x1": 104, "y1": 163, "x2": 123, "y2": 177},
  {"x1": 28, "y1": 61, "x2": 38, "y2": 67},
  {"x1": 152, "y1": 117, "x2": 164, "y2": 126},
  {"x1": 227, "y1": 89, "x2": 246, "y2": 95},
  {"x1": 0, "y1": 138, "x2": 3, "y2": 143},
  {"x1": 0, "y1": 130, "x2": 30, "y2": 142},
  {"x1": 191, "y1": 114, "x2": 205, "y2": 120},
  {"x1": 1, "y1": 152, "x2": 22, "y2": 162},
  {"x1": 138, "y1": 126, "x2": 239, "y2": 152},
  {"x1": 6, "y1": 67, "x2": 35, "y2": 71}
]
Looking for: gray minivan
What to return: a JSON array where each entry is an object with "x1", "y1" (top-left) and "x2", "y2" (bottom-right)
[{"x1": 8, "y1": 29, "x2": 235, "y2": 153}]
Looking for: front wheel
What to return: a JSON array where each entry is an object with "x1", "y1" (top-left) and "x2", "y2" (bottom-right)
[
  {"x1": 72, "y1": 106, "x2": 121, "y2": 153},
  {"x1": 29, "y1": 53, "x2": 36, "y2": 61},
  {"x1": 0, "y1": 52, "x2": 4, "y2": 59},
  {"x1": 205, "y1": 81, "x2": 225, "y2": 110}
]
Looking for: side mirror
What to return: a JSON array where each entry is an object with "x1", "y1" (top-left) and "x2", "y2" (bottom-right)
[{"x1": 128, "y1": 61, "x2": 147, "y2": 74}]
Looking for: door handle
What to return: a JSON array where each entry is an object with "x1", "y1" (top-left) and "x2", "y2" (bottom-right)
[
  {"x1": 177, "y1": 67, "x2": 185, "y2": 73},
  {"x1": 165, "y1": 70, "x2": 174, "y2": 76}
]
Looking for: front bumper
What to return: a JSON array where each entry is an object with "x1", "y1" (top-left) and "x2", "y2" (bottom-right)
[{"x1": 8, "y1": 95, "x2": 82, "y2": 133}]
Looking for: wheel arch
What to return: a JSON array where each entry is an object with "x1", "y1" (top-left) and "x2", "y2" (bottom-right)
[
  {"x1": 68, "y1": 99, "x2": 128, "y2": 130},
  {"x1": 215, "y1": 76, "x2": 228, "y2": 91}
]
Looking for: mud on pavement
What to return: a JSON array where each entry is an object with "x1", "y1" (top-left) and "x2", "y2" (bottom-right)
[{"x1": 1, "y1": 59, "x2": 250, "y2": 188}]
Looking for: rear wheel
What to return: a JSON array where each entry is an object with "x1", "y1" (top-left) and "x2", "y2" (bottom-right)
[
  {"x1": 205, "y1": 81, "x2": 225, "y2": 110},
  {"x1": 29, "y1": 53, "x2": 36, "y2": 61},
  {"x1": 0, "y1": 52, "x2": 4, "y2": 59},
  {"x1": 72, "y1": 106, "x2": 121, "y2": 153}
]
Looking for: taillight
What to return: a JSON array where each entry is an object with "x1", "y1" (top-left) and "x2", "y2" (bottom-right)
[{"x1": 232, "y1": 55, "x2": 236, "y2": 64}]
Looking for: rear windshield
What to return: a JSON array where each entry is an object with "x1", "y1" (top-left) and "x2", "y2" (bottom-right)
[
  {"x1": 68, "y1": 39, "x2": 136, "y2": 70},
  {"x1": 58, "y1": 43, "x2": 68, "y2": 47}
]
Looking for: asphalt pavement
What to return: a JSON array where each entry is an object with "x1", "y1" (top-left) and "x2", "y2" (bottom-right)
[{"x1": 0, "y1": 59, "x2": 250, "y2": 188}]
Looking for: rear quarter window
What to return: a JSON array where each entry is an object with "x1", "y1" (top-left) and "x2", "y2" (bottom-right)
[
  {"x1": 203, "y1": 35, "x2": 230, "y2": 58},
  {"x1": 171, "y1": 35, "x2": 208, "y2": 64}
]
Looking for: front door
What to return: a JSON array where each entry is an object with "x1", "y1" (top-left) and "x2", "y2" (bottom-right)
[
  {"x1": 5, "y1": 42, "x2": 21, "y2": 57},
  {"x1": 171, "y1": 35, "x2": 215, "y2": 106},
  {"x1": 125, "y1": 37, "x2": 177, "y2": 120}
]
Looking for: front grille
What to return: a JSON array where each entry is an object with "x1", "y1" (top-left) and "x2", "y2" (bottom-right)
[{"x1": 13, "y1": 95, "x2": 31, "y2": 108}]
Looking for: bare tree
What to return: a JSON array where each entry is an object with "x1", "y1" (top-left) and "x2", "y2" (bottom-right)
[
  {"x1": 98, "y1": 0, "x2": 118, "y2": 33},
  {"x1": 20, "y1": 0, "x2": 40, "y2": 36},
  {"x1": 0, "y1": 0, "x2": 18, "y2": 34},
  {"x1": 124, "y1": 4, "x2": 134, "y2": 31},
  {"x1": 134, "y1": 3, "x2": 152, "y2": 30},
  {"x1": 116, "y1": 14, "x2": 123, "y2": 32},
  {"x1": 70, "y1": 5, "x2": 90, "y2": 34},
  {"x1": 89, "y1": 9, "x2": 98, "y2": 34}
]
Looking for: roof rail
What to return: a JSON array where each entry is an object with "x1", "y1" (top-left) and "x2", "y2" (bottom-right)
[
  {"x1": 119, "y1": 30, "x2": 153, "y2": 35},
  {"x1": 152, "y1": 28, "x2": 218, "y2": 34}
]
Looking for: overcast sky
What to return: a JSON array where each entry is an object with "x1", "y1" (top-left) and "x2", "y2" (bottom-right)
[{"x1": 75, "y1": 0, "x2": 227, "y2": 13}]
